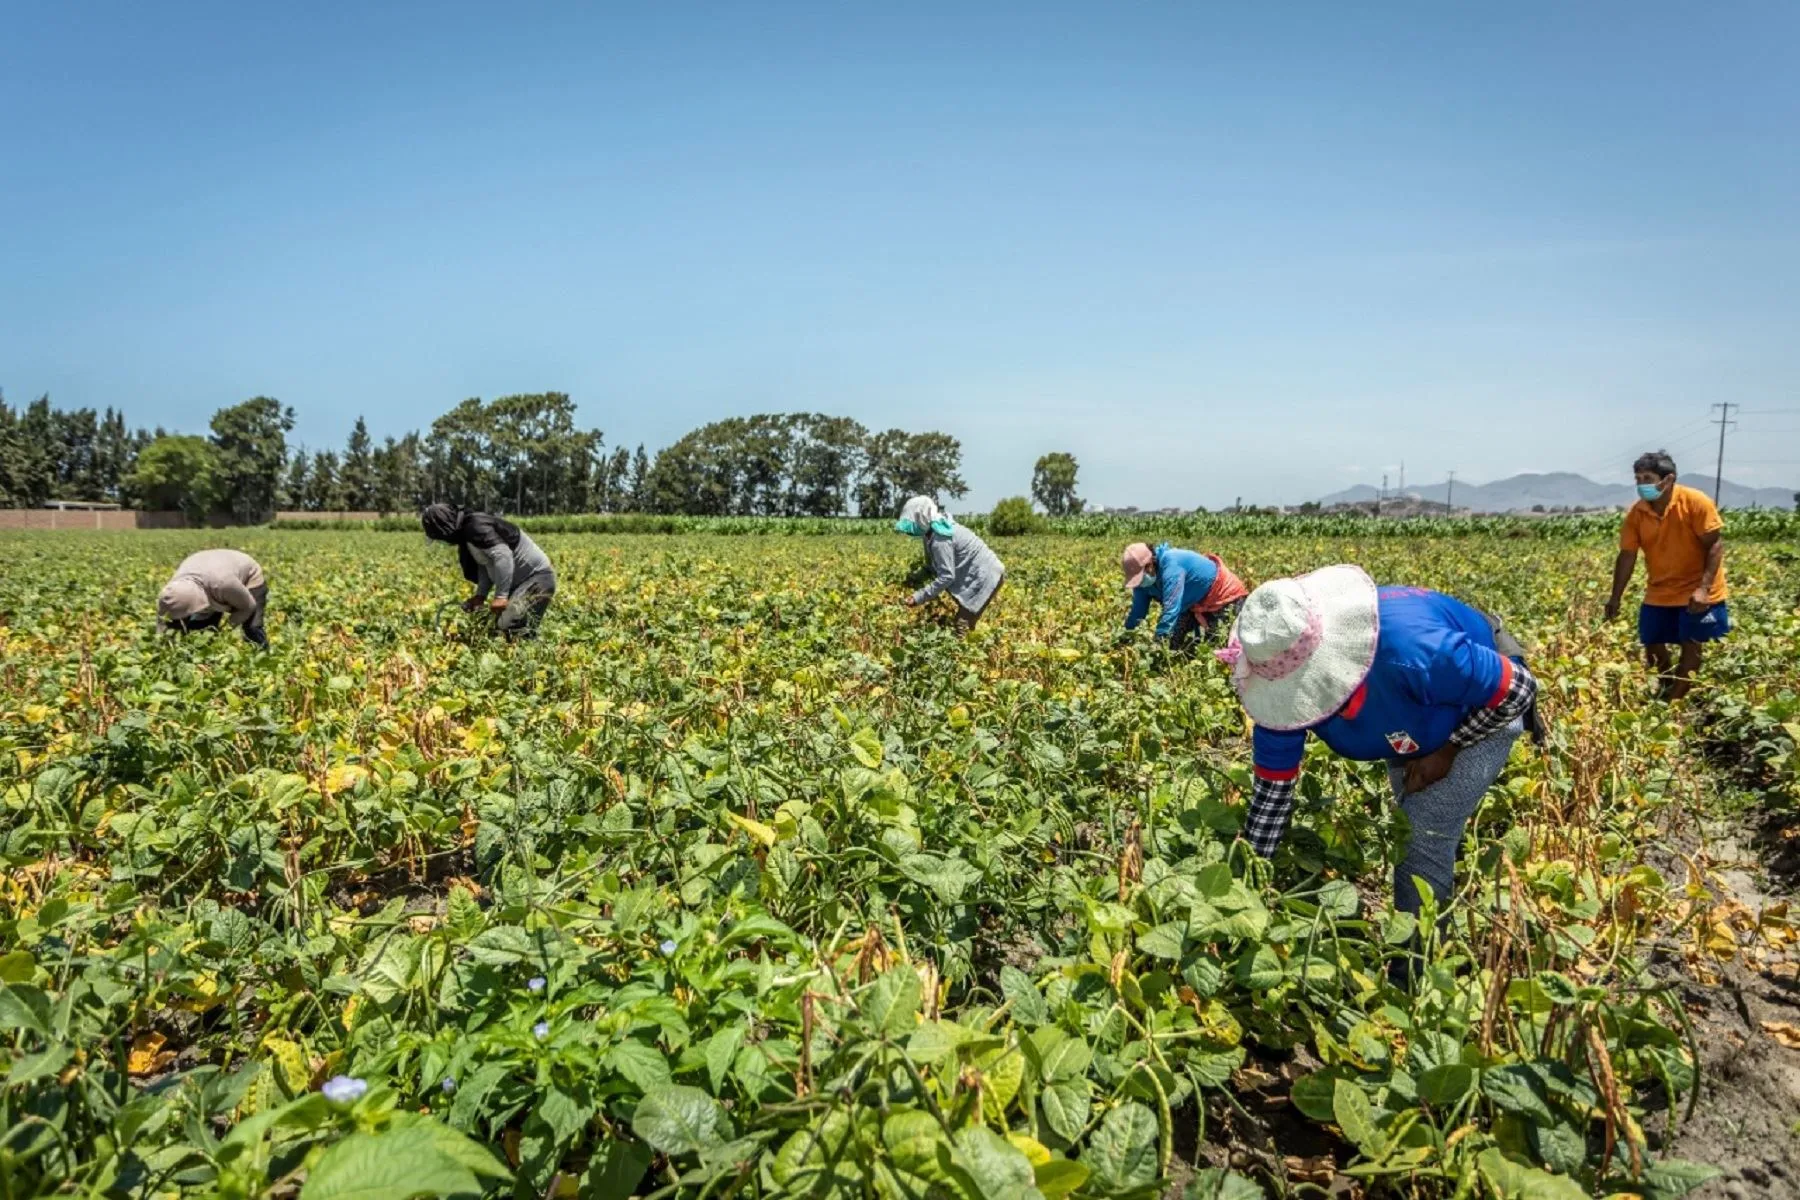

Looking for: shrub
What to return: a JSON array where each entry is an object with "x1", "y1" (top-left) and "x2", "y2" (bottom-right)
[{"x1": 986, "y1": 496, "x2": 1043, "y2": 536}]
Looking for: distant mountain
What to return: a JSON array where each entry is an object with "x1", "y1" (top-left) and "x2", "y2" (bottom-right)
[{"x1": 1314, "y1": 472, "x2": 1796, "y2": 513}]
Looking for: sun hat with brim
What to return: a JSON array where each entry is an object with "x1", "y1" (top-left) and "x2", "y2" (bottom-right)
[
  {"x1": 1121, "y1": 542, "x2": 1155, "y2": 591},
  {"x1": 1218, "y1": 564, "x2": 1380, "y2": 731},
  {"x1": 157, "y1": 577, "x2": 210, "y2": 623}
]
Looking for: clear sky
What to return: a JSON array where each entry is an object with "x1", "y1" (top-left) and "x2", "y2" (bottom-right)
[{"x1": 4, "y1": 2, "x2": 1797, "y2": 510}]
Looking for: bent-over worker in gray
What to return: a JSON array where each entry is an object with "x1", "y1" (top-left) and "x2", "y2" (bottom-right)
[
  {"x1": 157, "y1": 549, "x2": 270, "y2": 647},
  {"x1": 420, "y1": 504, "x2": 556, "y2": 639},
  {"x1": 895, "y1": 496, "x2": 1005, "y2": 635}
]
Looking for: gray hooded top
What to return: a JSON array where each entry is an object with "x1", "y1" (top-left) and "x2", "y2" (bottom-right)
[{"x1": 900, "y1": 496, "x2": 1005, "y2": 612}]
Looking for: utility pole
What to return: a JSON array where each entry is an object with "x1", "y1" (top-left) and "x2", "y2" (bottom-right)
[
  {"x1": 1446, "y1": 470, "x2": 1456, "y2": 514},
  {"x1": 1399, "y1": 461, "x2": 1405, "y2": 494},
  {"x1": 1710, "y1": 403, "x2": 1737, "y2": 504},
  {"x1": 1379, "y1": 473, "x2": 1388, "y2": 518}
]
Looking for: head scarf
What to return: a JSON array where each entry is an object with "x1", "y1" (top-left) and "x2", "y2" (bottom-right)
[
  {"x1": 421, "y1": 503, "x2": 462, "y2": 543},
  {"x1": 895, "y1": 495, "x2": 954, "y2": 538},
  {"x1": 421, "y1": 504, "x2": 525, "y2": 584}
]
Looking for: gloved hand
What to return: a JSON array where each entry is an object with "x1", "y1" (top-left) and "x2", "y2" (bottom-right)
[{"x1": 462, "y1": 597, "x2": 485, "y2": 612}]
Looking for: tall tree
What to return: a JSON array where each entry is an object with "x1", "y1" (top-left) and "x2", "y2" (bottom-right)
[
  {"x1": 304, "y1": 450, "x2": 345, "y2": 511},
  {"x1": 341, "y1": 416, "x2": 377, "y2": 511},
  {"x1": 281, "y1": 450, "x2": 310, "y2": 511},
  {"x1": 124, "y1": 435, "x2": 217, "y2": 521},
  {"x1": 372, "y1": 433, "x2": 425, "y2": 513},
  {"x1": 604, "y1": 446, "x2": 632, "y2": 512},
  {"x1": 209, "y1": 397, "x2": 293, "y2": 523},
  {"x1": 1031, "y1": 452, "x2": 1084, "y2": 516},
  {"x1": 629, "y1": 445, "x2": 650, "y2": 511}
]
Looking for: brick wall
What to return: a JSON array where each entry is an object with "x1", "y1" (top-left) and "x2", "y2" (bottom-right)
[
  {"x1": 0, "y1": 510, "x2": 192, "y2": 531},
  {"x1": 272, "y1": 511, "x2": 385, "y2": 523}
]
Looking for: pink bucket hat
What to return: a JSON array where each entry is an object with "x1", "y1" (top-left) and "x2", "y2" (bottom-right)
[
  {"x1": 1121, "y1": 543, "x2": 1155, "y2": 590},
  {"x1": 1216, "y1": 564, "x2": 1380, "y2": 730}
]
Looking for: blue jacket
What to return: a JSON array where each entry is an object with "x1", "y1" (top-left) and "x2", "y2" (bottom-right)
[
  {"x1": 1124, "y1": 544, "x2": 1220, "y2": 639},
  {"x1": 1252, "y1": 586, "x2": 1513, "y2": 772}
]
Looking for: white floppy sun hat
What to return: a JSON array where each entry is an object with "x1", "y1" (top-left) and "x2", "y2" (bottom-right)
[{"x1": 1219, "y1": 564, "x2": 1380, "y2": 730}]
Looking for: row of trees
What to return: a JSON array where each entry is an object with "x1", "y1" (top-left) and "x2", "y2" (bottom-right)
[{"x1": 0, "y1": 392, "x2": 971, "y2": 521}]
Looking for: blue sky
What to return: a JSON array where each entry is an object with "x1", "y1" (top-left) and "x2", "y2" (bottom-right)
[{"x1": 3, "y1": 2, "x2": 1797, "y2": 510}]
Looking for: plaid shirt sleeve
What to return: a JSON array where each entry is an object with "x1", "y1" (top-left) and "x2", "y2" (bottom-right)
[
  {"x1": 1448, "y1": 658, "x2": 1537, "y2": 748},
  {"x1": 1244, "y1": 774, "x2": 1298, "y2": 857}
]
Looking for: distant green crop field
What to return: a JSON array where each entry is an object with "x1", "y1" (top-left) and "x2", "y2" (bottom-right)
[{"x1": 2, "y1": 529, "x2": 1792, "y2": 1197}]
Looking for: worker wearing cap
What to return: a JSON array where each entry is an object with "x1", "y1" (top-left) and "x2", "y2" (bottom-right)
[
  {"x1": 157, "y1": 549, "x2": 269, "y2": 648},
  {"x1": 1120, "y1": 542, "x2": 1249, "y2": 653},
  {"x1": 895, "y1": 496, "x2": 1005, "y2": 635},
  {"x1": 1220, "y1": 566, "x2": 1539, "y2": 935}
]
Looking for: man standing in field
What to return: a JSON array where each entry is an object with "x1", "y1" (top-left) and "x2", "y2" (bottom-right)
[{"x1": 1603, "y1": 450, "x2": 1729, "y2": 700}]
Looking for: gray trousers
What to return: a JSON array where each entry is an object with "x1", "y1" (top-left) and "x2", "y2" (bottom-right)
[
  {"x1": 1385, "y1": 716, "x2": 1523, "y2": 916},
  {"x1": 497, "y1": 569, "x2": 556, "y2": 635}
]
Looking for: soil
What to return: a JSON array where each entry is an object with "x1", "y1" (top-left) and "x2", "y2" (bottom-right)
[{"x1": 1650, "y1": 822, "x2": 1800, "y2": 1198}]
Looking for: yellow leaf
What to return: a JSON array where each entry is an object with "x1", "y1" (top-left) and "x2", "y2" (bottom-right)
[
  {"x1": 127, "y1": 1031, "x2": 175, "y2": 1077},
  {"x1": 725, "y1": 810, "x2": 778, "y2": 847},
  {"x1": 1763, "y1": 1021, "x2": 1800, "y2": 1049},
  {"x1": 263, "y1": 1036, "x2": 310, "y2": 1095},
  {"x1": 1007, "y1": 1134, "x2": 1051, "y2": 1166}
]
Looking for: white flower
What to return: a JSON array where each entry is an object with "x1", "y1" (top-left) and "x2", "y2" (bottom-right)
[
  {"x1": 527, "y1": 976, "x2": 546, "y2": 993},
  {"x1": 533, "y1": 1020, "x2": 550, "y2": 1040},
  {"x1": 321, "y1": 1075, "x2": 367, "y2": 1105}
]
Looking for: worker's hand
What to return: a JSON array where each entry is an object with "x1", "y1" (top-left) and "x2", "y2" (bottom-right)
[
  {"x1": 1403, "y1": 745, "x2": 1458, "y2": 795},
  {"x1": 902, "y1": 594, "x2": 917, "y2": 608},
  {"x1": 1686, "y1": 589, "x2": 1711, "y2": 615},
  {"x1": 462, "y1": 597, "x2": 485, "y2": 612},
  {"x1": 489, "y1": 596, "x2": 510, "y2": 612},
  {"x1": 1601, "y1": 598, "x2": 1620, "y2": 623}
]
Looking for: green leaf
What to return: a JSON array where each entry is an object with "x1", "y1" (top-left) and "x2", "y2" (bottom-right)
[
  {"x1": 1186, "y1": 1168, "x2": 1264, "y2": 1200},
  {"x1": 950, "y1": 1126, "x2": 1040, "y2": 1200},
  {"x1": 1330, "y1": 1079, "x2": 1385, "y2": 1158},
  {"x1": 849, "y1": 726, "x2": 885, "y2": 768},
  {"x1": 1000, "y1": 965, "x2": 1050, "y2": 1027},
  {"x1": 0, "y1": 984, "x2": 50, "y2": 1036},
  {"x1": 1135, "y1": 923, "x2": 1186, "y2": 961},
  {"x1": 1288, "y1": 1071, "x2": 1341, "y2": 1122},
  {"x1": 1027, "y1": 1028, "x2": 1092, "y2": 1084},
  {"x1": 884, "y1": 1109, "x2": 952, "y2": 1181},
  {"x1": 908, "y1": 1019, "x2": 975, "y2": 1064},
  {"x1": 463, "y1": 925, "x2": 535, "y2": 967},
  {"x1": 1032, "y1": 1158, "x2": 1088, "y2": 1200},
  {"x1": 534, "y1": 1085, "x2": 593, "y2": 1149},
  {"x1": 1316, "y1": 879, "x2": 1360, "y2": 919},
  {"x1": 898, "y1": 853, "x2": 983, "y2": 904},
  {"x1": 1081, "y1": 1101, "x2": 1159, "y2": 1193},
  {"x1": 1234, "y1": 945, "x2": 1283, "y2": 990},
  {"x1": 1381, "y1": 911, "x2": 1418, "y2": 946},
  {"x1": 1481, "y1": 1064, "x2": 1557, "y2": 1124},
  {"x1": 1040, "y1": 1080, "x2": 1092, "y2": 1144},
  {"x1": 1473, "y1": 1148, "x2": 1589, "y2": 1200},
  {"x1": 607, "y1": 1040, "x2": 672, "y2": 1092},
  {"x1": 1638, "y1": 1158, "x2": 1723, "y2": 1199},
  {"x1": 582, "y1": 1139, "x2": 651, "y2": 1200},
  {"x1": 704, "y1": 1024, "x2": 744, "y2": 1094},
  {"x1": 300, "y1": 1123, "x2": 507, "y2": 1200},
  {"x1": 631, "y1": 1085, "x2": 732, "y2": 1157},
  {"x1": 863, "y1": 967, "x2": 922, "y2": 1037},
  {"x1": 0, "y1": 951, "x2": 34, "y2": 984},
  {"x1": 1418, "y1": 1063, "x2": 1475, "y2": 1107}
]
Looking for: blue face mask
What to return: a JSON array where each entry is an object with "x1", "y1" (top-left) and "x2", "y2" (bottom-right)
[{"x1": 1636, "y1": 482, "x2": 1664, "y2": 502}]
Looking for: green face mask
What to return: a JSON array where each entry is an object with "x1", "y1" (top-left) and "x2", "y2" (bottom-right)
[
  {"x1": 894, "y1": 519, "x2": 920, "y2": 536},
  {"x1": 929, "y1": 518, "x2": 954, "y2": 537}
]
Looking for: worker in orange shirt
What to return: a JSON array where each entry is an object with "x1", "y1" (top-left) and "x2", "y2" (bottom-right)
[{"x1": 1603, "y1": 450, "x2": 1728, "y2": 700}]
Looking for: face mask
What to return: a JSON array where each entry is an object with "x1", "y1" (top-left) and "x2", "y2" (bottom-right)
[
  {"x1": 1139, "y1": 570, "x2": 1157, "y2": 588},
  {"x1": 1636, "y1": 483, "x2": 1664, "y2": 502},
  {"x1": 894, "y1": 519, "x2": 919, "y2": 536},
  {"x1": 929, "y1": 518, "x2": 954, "y2": 537}
]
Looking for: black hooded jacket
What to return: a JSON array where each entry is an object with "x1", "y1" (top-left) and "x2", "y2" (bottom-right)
[{"x1": 420, "y1": 504, "x2": 525, "y2": 585}]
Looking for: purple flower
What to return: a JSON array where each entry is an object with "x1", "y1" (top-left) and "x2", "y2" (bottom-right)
[
  {"x1": 659, "y1": 939, "x2": 678, "y2": 956},
  {"x1": 527, "y1": 976, "x2": 546, "y2": 993},
  {"x1": 440, "y1": 1076, "x2": 456, "y2": 1094},
  {"x1": 321, "y1": 1075, "x2": 367, "y2": 1105},
  {"x1": 533, "y1": 1020, "x2": 550, "y2": 1040}
]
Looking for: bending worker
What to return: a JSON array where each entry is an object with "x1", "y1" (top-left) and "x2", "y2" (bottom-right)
[
  {"x1": 1120, "y1": 541, "x2": 1249, "y2": 653},
  {"x1": 157, "y1": 548, "x2": 270, "y2": 648},
  {"x1": 896, "y1": 496, "x2": 1005, "y2": 635},
  {"x1": 420, "y1": 504, "x2": 556, "y2": 638},
  {"x1": 1220, "y1": 565, "x2": 1539, "y2": 939}
]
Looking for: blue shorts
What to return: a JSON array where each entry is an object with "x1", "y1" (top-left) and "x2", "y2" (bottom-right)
[{"x1": 1638, "y1": 601, "x2": 1730, "y2": 646}]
